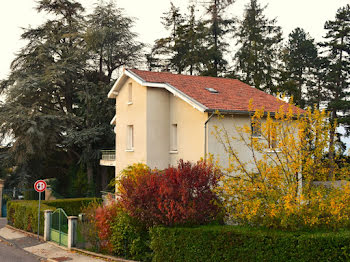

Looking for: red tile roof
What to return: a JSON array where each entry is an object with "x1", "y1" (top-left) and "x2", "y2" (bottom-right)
[{"x1": 129, "y1": 69, "x2": 302, "y2": 114}]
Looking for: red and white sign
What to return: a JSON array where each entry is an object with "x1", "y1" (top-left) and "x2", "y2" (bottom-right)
[{"x1": 34, "y1": 180, "x2": 47, "y2": 193}]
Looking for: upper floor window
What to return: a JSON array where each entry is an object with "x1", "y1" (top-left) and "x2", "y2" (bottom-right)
[
  {"x1": 170, "y1": 124, "x2": 177, "y2": 151},
  {"x1": 128, "y1": 83, "x2": 132, "y2": 104},
  {"x1": 127, "y1": 125, "x2": 134, "y2": 150},
  {"x1": 251, "y1": 120, "x2": 261, "y2": 137}
]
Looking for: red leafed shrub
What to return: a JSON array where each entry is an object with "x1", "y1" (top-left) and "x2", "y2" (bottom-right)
[
  {"x1": 119, "y1": 160, "x2": 222, "y2": 227},
  {"x1": 94, "y1": 200, "x2": 121, "y2": 252}
]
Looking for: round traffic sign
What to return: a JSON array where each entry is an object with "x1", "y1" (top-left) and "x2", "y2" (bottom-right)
[{"x1": 34, "y1": 180, "x2": 47, "y2": 192}]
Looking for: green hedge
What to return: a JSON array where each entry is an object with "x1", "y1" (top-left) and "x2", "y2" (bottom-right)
[
  {"x1": 150, "y1": 226, "x2": 350, "y2": 262},
  {"x1": 110, "y1": 210, "x2": 152, "y2": 261},
  {"x1": 7, "y1": 198, "x2": 101, "y2": 235},
  {"x1": 7, "y1": 201, "x2": 54, "y2": 235},
  {"x1": 42, "y1": 198, "x2": 101, "y2": 216}
]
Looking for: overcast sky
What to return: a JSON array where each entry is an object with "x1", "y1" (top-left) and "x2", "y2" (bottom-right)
[
  {"x1": 0, "y1": 0, "x2": 349, "y2": 80},
  {"x1": 1, "y1": 0, "x2": 350, "y2": 147}
]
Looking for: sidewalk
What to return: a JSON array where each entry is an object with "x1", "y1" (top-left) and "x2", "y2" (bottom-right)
[{"x1": 0, "y1": 218, "x2": 105, "y2": 262}]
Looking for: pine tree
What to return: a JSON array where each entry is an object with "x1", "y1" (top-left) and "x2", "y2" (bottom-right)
[
  {"x1": 305, "y1": 56, "x2": 329, "y2": 110},
  {"x1": 321, "y1": 4, "x2": 350, "y2": 178},
  {"x1": 203, "y1": 0, "x2": 235, "y2": 76},
  {"x1": 279, "y1": 28, "x2": 318, "y2": 108},
  {"x1": 149, "y1": 3, "x2": 208, "y2": 75},
  {"x1": 173, "y1": 5, "x2": 209, "y2": 75},
  {"x1": 148, "y1": 3, "x2": 184, "y2": 72},
  {"x1": 234, "y1": 0, "x2": 282, "y2": 93}
]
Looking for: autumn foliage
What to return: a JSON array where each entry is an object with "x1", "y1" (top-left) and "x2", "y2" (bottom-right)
[
  {"x1": 118, "y1": 160, "x2": 222, "y2": 227},
  {"x1": 214, "y1": 102, "x2": 350, "y2": 230},
  {"x1": 94, "y1": 200, "x2": 121, "y2": 252}
]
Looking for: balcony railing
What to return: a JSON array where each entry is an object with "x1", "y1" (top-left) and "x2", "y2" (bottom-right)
[{"x1": 100, "y1": 150, "x2": 116, "y2": 166}]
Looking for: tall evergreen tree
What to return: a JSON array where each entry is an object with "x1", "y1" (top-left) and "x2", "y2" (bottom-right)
[
  {"x1": 234, "y1": 0, "x2": 282, "y2": 93},
  {"x1": 82, "y1": 1, "x2": 143, "y2": 188},
  {"x1": 148, "y1": 3, "x2": 184, "y2": 72},
  {"x1": 0, "y1": 0, "x2": 142, "y2": 192},
  {"x1": 203, "y1": 0, "x2": 235, "y2": 76},
  {"x1": 85, "y1": 1, "x2": 143, "y2": 81},
  {"x1": 173, "y1": 5, "x2": 209, "y2": 75},
  {"x1": 320, "y1": 4, "x2": 350, "y2": 177},
  {"x1": 0, "y1": 0, "x2": 86, "y2": 185},
  {"x1": 304, "y1": 56, "x2": 329, "y2": 110},
  {"x1": 149, "y1": 3, "x2": 208, "y2": 75},
  {"x1": 279, "y1": 28, "x2": 318, "y2": 108}
]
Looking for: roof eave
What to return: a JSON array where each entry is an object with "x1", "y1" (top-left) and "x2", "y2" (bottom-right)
[
  {"x1": 109, "y1": 69, "x2": 208, "y2": 113},
  {"x1": 205, "y1": 108, "x2": 303, "y2": 117},
  {"x1": 205, "y1": 109, "x2": 252, "y2": 115}
]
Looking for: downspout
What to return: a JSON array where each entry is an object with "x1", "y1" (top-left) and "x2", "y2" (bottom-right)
[{"x1": 204, "y1": 112, "x2": 215, "y2": 160}]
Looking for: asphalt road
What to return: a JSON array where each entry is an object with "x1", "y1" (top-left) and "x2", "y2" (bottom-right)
[{"x1": 0, "y1": 218, "x2": 43, "y2": 262}]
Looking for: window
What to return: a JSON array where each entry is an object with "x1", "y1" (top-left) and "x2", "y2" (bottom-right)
[
  {"x1": 170, "y1": 124, "x2": 177, "y2": 151},
  {"x1": 251, "y1": 120, "x2": 261, "y2": 137},
  {"x1": 128, "y1": 83, "x2": 132, "y2": 104},
  {"x1": 127, "y1": 125, "x2": 134, "y2": 150}
]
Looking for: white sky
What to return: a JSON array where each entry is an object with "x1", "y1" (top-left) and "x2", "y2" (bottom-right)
[{"x1": 0, "y1": 0, "x2": 349, "y2": 80}]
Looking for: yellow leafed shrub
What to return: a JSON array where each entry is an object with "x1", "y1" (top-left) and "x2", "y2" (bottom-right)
[{"x1": 213, "y1": 101, "x2": 350, "y2": 230}]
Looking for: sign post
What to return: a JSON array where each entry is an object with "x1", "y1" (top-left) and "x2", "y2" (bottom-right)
[{"x1": 34, "y1": 180, "x2": 47, "y2": 240}]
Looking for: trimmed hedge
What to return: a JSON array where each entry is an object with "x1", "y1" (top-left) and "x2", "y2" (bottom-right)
[
  {"x1": 7, "y1": 198, "x2": 101, "y2": 235},
  {"x1": 110, "y1": 210, "x2": 152, "y2": 261},
  {"x1": 7, "y1": 201, "x2": 54, "y2": 235},
  {"x1": 150, "y1": 226, "x2": 350, "y2": 262},
  {"x1": 42, "y1": 198, "x2": 102, "y2": 216}
]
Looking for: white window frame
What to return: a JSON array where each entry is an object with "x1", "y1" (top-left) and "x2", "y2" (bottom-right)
[
  {"x1": 126, "y1": 125, "x2": 134, "y2": 151},
  {"x1": 128, "y1": 83, "x2": 133, "y2": 105},
  {"x1": 251, "y1": 120, "x2": 262, "y2": 138},
  {"x1": 170, "y1": 124, "x2": 178, "y2": 153}
]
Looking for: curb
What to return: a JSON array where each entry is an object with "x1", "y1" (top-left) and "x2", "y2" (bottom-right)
[
  {"x1": 5, "y1": 225, "x2": 45, "y2": 241},
  {"x1": 71, "y1": 247, "x2": 137, "y2": 262}
]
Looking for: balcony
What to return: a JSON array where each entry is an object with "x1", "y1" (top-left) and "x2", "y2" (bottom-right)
[{"x1": 100, "y1": 150, "x2": 116, "y2": 166}]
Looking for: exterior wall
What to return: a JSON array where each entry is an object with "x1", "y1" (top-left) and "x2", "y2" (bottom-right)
[
  {"x1": 207, "y1": 115, "x2": 261, "y2": 172},
  {"x1": 115, "y1": 79, "x2": 208, "y2": 176},
  {"x1": 146, "y1": 87, "x2": 170, "y2": 169},
  {"x1": 115, "y1": 78, "x2": 147, "y2": 178},
  {"x1": 169, "y1": 94, "x2": 208, "y2": 166}
]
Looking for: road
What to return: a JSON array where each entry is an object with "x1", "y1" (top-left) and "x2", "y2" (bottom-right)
[{"x1": 0, "y1": 218, "x2": 43, "y2": 262}]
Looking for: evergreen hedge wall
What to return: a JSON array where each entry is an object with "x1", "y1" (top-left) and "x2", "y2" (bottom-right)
[
  {"x1": 150, "y1": 226, "x2": 350, "y2": 262},
  {"x1": 42, "y1": 198, "x2": 102, "y2": 216},
  {"x1": 7, "y1": 198, "x2": 101, "y2": 235}
]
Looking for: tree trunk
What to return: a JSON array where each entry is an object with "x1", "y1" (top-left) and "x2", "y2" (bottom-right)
[
  {"x1": 99, "y1": 47, "x2": 103, "y2": 79},
  {"x1": 328, "y1": 37, "x2": 344, "y2": 180},
  {"x1": 328, "y1": 109, "x2": 337, "y2": 180},
  {"x1": 87, "y1": 163, "x2": 94, "y2": 185}
]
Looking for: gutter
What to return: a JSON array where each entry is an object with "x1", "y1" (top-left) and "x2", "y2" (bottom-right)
[
  {"x1": 204, "y1": 112, "x2": 215, "y2": 159},
  {"x1": 205, "y1": 108, "x2": 304, "y2": 117}
]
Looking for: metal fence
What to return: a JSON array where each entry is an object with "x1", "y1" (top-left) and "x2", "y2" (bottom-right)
[
  {"x1": 100, "y1": 150, "x2": 116, "y2": 161},
  {"x1": 50, "y1": 208, "x2": 68, "y2": 247}
]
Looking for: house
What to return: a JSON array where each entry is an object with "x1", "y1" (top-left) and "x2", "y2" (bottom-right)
[{"x1": 104, "y1": 68, "x2": 301, "y2": 178}]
